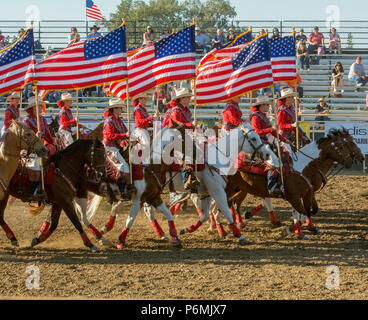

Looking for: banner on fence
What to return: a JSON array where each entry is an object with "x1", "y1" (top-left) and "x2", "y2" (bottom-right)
[
  {"x1": 325, "y1": 121, "x2": 368, "y2": 154},
  {"x1": 299, "y1": 121, "x2": 310, "y2": 137}
]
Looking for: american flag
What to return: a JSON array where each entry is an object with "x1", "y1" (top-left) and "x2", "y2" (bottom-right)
[
  {"x1": 36, "y1": 26, "x2": 128, "y2": 90},
  {"x1": 196, "y1": 35, "x2": 273, "y2": 105},
  {"x1": 269, "y1": 35, "x2": 296, "y2": 82},
  {"x1": 86, "y1": 0, "x2": 104, "y2": 21},
  {"x1": 197, "y1": 30, "x2": 253, "y2": 71},
  {"x1": 0, "y1": 28, "x2": 35, "y2": 96},
  {"x1": 106, "y1": 25, "x2": 196, "y2": 100}
]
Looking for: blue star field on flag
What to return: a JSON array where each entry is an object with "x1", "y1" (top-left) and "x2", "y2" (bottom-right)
[
  {"x1": 269, "y1": 35, "x2": 296, "y2": 58},
  {"x1": 232, "y1": 36, "x2": 270, "y2": 71},
  {"x1": 84, "y1": 25, "x2": 126, "y2": 60}
]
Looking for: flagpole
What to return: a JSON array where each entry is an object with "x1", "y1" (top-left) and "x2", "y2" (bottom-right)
[
  {"x1": 76, "y1": 89, "x2": 80, "y2": 140},
  {"x1": 35, "y1": 86, "x2": 45, "y2": 195},
  {"x1": 155, "y1": 85, "x2": 160, "y2": 115},
  {"x1": 192, "y1": 18, "x2": 198, "y2": 178},
  {"x1": 19, "y1": 91, "x2": 23, "y2": 119},
  {"x1": 292, "y1": 27, "x2": 300, "y2": 150}
]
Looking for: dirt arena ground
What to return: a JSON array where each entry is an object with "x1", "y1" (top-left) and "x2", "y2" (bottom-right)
[{"x1": 0, "y1": 174, "x2": 367, "y2": 300}]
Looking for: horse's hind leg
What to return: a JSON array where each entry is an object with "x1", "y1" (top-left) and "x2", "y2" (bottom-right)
[
  {"x1": 75, "y1": 197, "x2": 110, "y2": 246},
  {"x1": 100, "y1": 200, "x2": 122, "y2": 235},
  {"x1": 180, "y1": 196, "x2": 211, "y2": 235},
  {"x1": 285, "y1": 198, "x2": 310, "y2": 240},
  {"x1": 143, "y1": 202, "x2": 168, "y2": 240},
  {"x1": 0, "y1": 194, "x2": 19, "y2": 247}
]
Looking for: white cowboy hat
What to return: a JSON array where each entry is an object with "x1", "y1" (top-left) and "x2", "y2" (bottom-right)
[
  {"x1": 26, "y1": 96, "x2": 48, "y2": 110},
  {"x1": 7, "y1": 92, "x2": 21, "y2": 102},
  {"x1": 104, "y1": 97, "x2": 125, "y2": 111},
  {"x1": 253, "y1": 95, "x2": 271, "y2": 108},
  {"x1": 58, "y1": 92, "x2": 74, "y2": 102},
  {"x1": 132, "y1": 92, "x2": 150, "y2": 101},
  {"x1": 278, "y1": 87, "x2": 296, "y2": 100},
  {"x1": 173, "y1": 88, "x2": 193, "y2": 100}
]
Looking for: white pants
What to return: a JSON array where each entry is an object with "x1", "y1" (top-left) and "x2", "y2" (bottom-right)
[
  {"x1": 58, "y1": 129, "x2": 74, "y2": 149},
  {"x1": 105, "y1": 146, "x2": 129, "y2": 173}
]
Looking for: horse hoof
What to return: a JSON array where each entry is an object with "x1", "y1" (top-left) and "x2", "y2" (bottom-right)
[
  {"x1": 297, "y1": 233, "x2": 310, "y2": 240},
  {"x1": 308, "y1": 227, "x2": 322, "y2": 235},
  {"x1": 225, "y1": 234, "x2": 233, "y2": 239},
  {"x1": 170, "y1": 237, "x2": 182, "y2": 247},
  {"x1": 89, "y1": 245, "x2": 100, "y2": 252},
  {"x1": 271, "y1": 221, "x2": 282, "y2": 227},
  {"x1": 161, "y1": 235, "x2": 169, "y2": 241},
  {"x1": 98, "y1": 236, "x2": 110, "y2": 246},
  {"x1": 244, "y1": 212, "x2": 253, "y2": 219},
  {"x1": 180, "y1": 228, "x2": 188, "y2": 235},
  {"x1": 116, "y1": 242, "x2": 128, "y2": 249},
  {"x1": 237, "y1": 223, "x2": 247, "y2": 230},
  {"x1": 11, "y1": 239, "x2": 19, "y2": 247},
  {"x1": 31, "y1": 238, "x2": 39, "y2": 247},
  {"x1": 238, "y1": 236, "x2": 250, "y2": 245}
]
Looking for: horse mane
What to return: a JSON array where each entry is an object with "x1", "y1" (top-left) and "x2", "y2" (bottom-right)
[
  {"x1": 317, "y1": 128, "x2": 343, "y2": 147},
  {"x1": 47, "y1": 139, "x2": 93, "y2": 164}
]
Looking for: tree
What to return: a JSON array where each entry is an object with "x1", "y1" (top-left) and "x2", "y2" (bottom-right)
[{"x1": 107, "y1": 0, "x2": 237, "y2": 46}]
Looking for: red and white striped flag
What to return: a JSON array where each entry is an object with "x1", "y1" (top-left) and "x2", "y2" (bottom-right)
[
  {"x1": 86, "y1": 0, "x2": 104, "y2": 21},
  {"x1": 36, "y1": 26, "x2": 127, "y2": 90},
  {"x1": 196, "y1": 35, "x2": 273, "y2": 105},
  {"x1": 0, "y1": 28, "x2": 35, "y2": 96},
  {"x1": 106, "y1": 25, "x2": 196, "y2": 100}
]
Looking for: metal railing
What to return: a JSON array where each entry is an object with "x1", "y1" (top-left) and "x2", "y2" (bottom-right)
[{"x1": 2, "y1": 20, "x2": 368, "y2": 50}]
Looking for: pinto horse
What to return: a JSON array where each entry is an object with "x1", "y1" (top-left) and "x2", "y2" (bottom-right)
[
  {"x1": 0, "y1": 139, "x2": 106, "y2": 251},
  {"x1": 229, "y1": 129, "x2": 361, "y2": 239}
]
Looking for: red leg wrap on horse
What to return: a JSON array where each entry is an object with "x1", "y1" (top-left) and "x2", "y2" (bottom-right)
[
  {"x1": 118, "y1": 227, "x2": 129, "y2": 243},
  {"x1": 105, "y1": 215, "x2": 116, "y2": 232},
  {"x1": 216, "y1": 224, "x2": 227, "y2": 237},
  {"x1": 229, "y1": 207, "x2": 236, "y2": 221},
  {"x1": 39, "y1": 221, "x2": 50, "y2": 234},
  {"x1": 229, "y1": 223, "x2": 241, "y2": 238},
  {"x1": 175, "y1": 202, "x2": 182, "y2": 211},
  {"x1": 88, "y1": 224, "x2": 103, "y2": 239},
  {"x1": 38, "y1": 230, "x2": 52, "y2": 243},
  {"x1": 187, "y1": 221, "x2": 202, "y2": 233},
  {"x1": 268, "y1": 212, "x2": 279, "y2": 224},
  {"x1": 80, "y1": 232, "x2": 92, "y2": 245},
  {"x1": 235, "y1": 213, "x2": 246, "y2": 228},
  {"x1": 196, "y1": 208, "x2": 203, "y2": 218},
  {"x1": 305, "y1": 218, "x2": 314, "y2": 229},
  {"x1": 290, "y1": 221, "x2": 302, "y2": 233},
  {"x1": 168, "y1": 221, "x2": 177, "y2": 237},
  {"x1": 1, "y1": 224, "x2": 16, "y2": 240},
  {"x1": 251, "y1": 204, "x2": 263, "y2": 216},
  {"x1": 151, "y1": 220, "x2": 165, "y2": 237},
  {"x1": 209, "y1": 213, "x2": 216, "y2": 229},
  {"x1": 169, "y1": 205, "x2": 176, "y2": 216}
]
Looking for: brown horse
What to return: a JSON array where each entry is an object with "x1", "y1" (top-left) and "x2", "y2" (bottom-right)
[
  {"x1": 0, "y1": 139, "x2": 106, "y2": 251},
  {"x1": 0, "y1": 120, "x2": 48, "y2": 201},
  {"x1": 229, "y1": 129, "x2": 361, "y2": 239}
]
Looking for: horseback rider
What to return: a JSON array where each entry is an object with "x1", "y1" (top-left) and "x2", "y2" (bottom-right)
[
  {"x1": 221, "y1": 96, "x2": 244, "y2": 135},
  {"x1": 57, "y1": 92, "x2": 87, "y2": 149},
  {"x1": 1, "y1": 92, "x2": 21, "y2": 137},
  {"x1": 250, "y1": 95, "x2": 291, "y2": 196},
  {"x1": 277, "y1": 87, "x2": 310, "y2": 149},
  {"x1": 23, "y1": 96, "x2": 56, "y2": 201},
  {"x1": 167, "y1": 87, "x2": 199, "y2": 192},
  {"x1": 103, "y1": 98, "x2": 135, "y2": 200}
]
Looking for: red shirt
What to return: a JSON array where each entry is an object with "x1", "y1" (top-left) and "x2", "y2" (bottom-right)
[
  {"x1": 308, "y1": 32, "x2": 324, "y2": 46},
  {"x1": 134, "y1": 104, "x2": 153, "y2": 128},
  {"x1": 59, "y1": 107, "x2": 77, "y2": 131},
  {"x1": 168, "y1": 103, "x2": 193, "y2": 129},
  {"x1": 162, "y1": 105, "x2": 173, "y2": 128},
  {"x1": 222, "y1": 101, "x2": 243, "y2": 130},
  {"x1": 277, "y1": 100, "x2": 303, "y2": 139},
  {"x1": 103, "y1": 113, "x2": 128, "y2": 147},
  {"x1": 23, "y1": 110, "x2": 54, "y2": 145},
  {"x1": 3, "y1": 104, "x2": 20, "y2": 130},
  {"x1": 250, "y1": 109, "x2": 277, "y2": 138}
]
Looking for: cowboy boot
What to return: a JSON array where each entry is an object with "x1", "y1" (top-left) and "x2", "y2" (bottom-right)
[
  {"x1": 28, "y1": 181, "x2": 44, "y2": 202},
  {"x1": 266, "y1": 169, "x2": 283, "y2": 197}
]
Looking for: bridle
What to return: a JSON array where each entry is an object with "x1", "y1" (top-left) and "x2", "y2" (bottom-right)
[{"x1": 239, "y1": 125, "x2": 265, "y2": 161}]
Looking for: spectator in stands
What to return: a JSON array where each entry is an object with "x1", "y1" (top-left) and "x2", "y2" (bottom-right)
[
  {"x1": 271, "y1": 27, "x2": 281, "y2": 40},
  {"x1": 348, "y1": 56, "x2": 368, "y2": 90},
  {"x1": 212, "y1": 29, "x2": 226, "y2": 49},
  {"x1": 315, "y1": 97, "x2": 330, "y2": 128},
  {"x1": 328, "y1": 28, "x2": 341, "y2": 54},
  {"x1": 42, "y1": 46, "x2": 52, "y2": 60},
  {"x1": 0, "y1": 30, "x2": 6, "y2": 49},
  {"x1": 227, "y1": 28, "x2": 236, "y2": 42},
  {"x1": 88, "y1": 25, "x2": 102, "y2": 39},
  {"x1": 296, "y1": 41, "x2": 310, "y2": 71},
  {"x1": 143, "y1": 26, "x2": 154, "y2": 45},
  {"x1": 308, "y1": 26, "x2": 325, "y2": 65},
  {"x1": 258, "y1": 29, "x2": 266, "y2": 36},
  {"x1": 365, "y1": 92, "x2": 368, "y2": 111},
  {"x1": 68, "y1": 27, "x2": 80, "y2": 46},
  {"x1": 331, "y1": 62, "x2": 344, "y2": 94},
  {"x1": 18, "y1": 28, "x2": 25, "y2": 39},
  {"x1": 161, "y1": 28, "x2": 170, "y2": 39},
  {"x1": 195, "y1": 27, "x2": 210, "y2": 53},
  {"x1": 296, "y1": 28, "x2": 307, "y2": 45},
  {"x1": 152, "y1": 85, "x2": 170, "y2": 113}
]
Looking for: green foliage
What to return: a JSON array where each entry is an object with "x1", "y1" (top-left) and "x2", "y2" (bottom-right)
[{"x1": 107, "y1": 0, "x2": 237, "y2": 46}]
